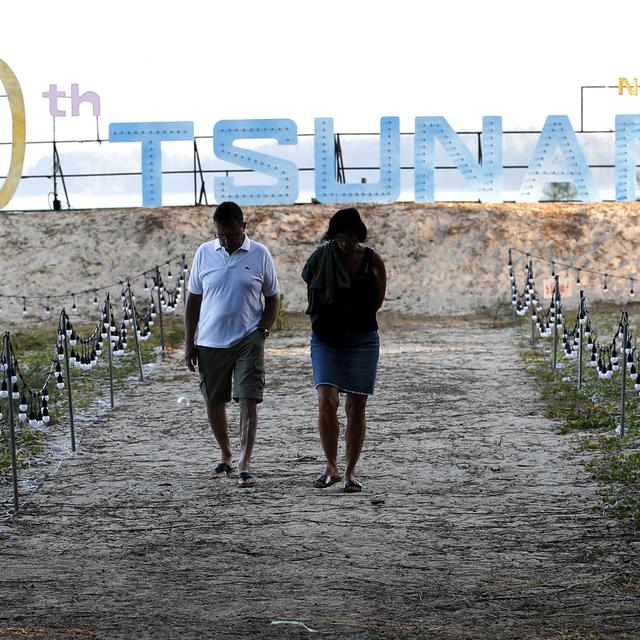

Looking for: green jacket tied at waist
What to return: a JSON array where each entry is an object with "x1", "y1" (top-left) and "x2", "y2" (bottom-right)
[{"x1": 301, "y1": 241, "x2": 350, "y2": 318}]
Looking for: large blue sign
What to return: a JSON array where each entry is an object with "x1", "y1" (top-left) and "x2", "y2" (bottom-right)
[
  {"x1": 3, "y1": 58, "x2": 639, "y2": 210},
  {"x1": 107, "y1": 114, "x2": 640, "y2": 207}
]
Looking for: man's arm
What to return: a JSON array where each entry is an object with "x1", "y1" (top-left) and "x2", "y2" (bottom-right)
[
  {"x1": 259, "y1": 294, "x2": 280, "y2": 332},
  {"x1": 184, "y1": 292, "x2": 203, "y2": 371}
]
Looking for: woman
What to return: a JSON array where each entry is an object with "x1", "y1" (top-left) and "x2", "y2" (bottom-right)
[{"x1": 301, "y1": 208, "x2": 386, "y2": 493}]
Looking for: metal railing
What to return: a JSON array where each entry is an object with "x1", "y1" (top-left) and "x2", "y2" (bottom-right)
[{"x1": 0, "y1": 127, "x2": 635, "y2": 209}]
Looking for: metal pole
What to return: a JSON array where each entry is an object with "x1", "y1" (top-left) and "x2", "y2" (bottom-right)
[
  {"x1": 127, "y1": 283, "x2": 144, "y2": 381},
  {"x1": 530, "y1": 315, "x2": 535, "y2": 345},
  {"x1": 155, "y1": 266, "x2": 166, "y2": 355},
  {"x1": 552, "y1": 275, "x2": 559, "y2": 372},
  {"x1": 193, "y1": 141, "x2": 197, "y2": 206},
  {"x1": 182, "y1": 255, "x2": 187, "y2": 310},
  {"x1": 106, "y1": 294, "x2": 115, "y2": 409},
  {"x1": 578, "y1": 291, "x2": 584, "y2": 391},
  {"x1": 61, "y1": 311, "x2": 76, "y2": 452},
  {"x1": 620, "y1": 314, "x2": 628, "y2": 438},
  {"x1": 4, "y1": 332, "x2": 19, "y2": 512},
  {"x1": 52, "y1": 119, "x2": 59, "y2": 209}
]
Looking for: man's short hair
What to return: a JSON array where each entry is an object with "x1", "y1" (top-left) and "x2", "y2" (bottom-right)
[{"x1": 213, "y1": 201, "x2": 244, "y2": 226}]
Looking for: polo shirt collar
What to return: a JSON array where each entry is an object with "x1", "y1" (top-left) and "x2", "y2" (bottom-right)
[{"x1": 214, "y1": 234, "x2": 251, "y2": 252}]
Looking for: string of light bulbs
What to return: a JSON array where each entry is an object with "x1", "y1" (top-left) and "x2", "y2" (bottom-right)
[
  {"x1": 508, "y1": 251, "x2": 640, "y2": 403},
  {"x1": 509, "y1": 247, "x2": 636, "y2": 297},
  {"x1": 0, "y1": 263, "x2": 183, "y2": 431},
  {"x1": 0, "y1": 253, "x2": 189, "y2": 317}
]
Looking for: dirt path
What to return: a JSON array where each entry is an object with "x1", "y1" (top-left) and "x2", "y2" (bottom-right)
[{"x1": 1, "y1": 319, "x2": 639, "y2": 640}]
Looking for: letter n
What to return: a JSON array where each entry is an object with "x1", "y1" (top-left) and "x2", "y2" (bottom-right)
[{"x1": 619, "y1": 77, "x2": 639, "y2": 96}]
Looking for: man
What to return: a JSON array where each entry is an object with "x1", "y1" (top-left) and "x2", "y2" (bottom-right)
[{"x1": 185, "y1": 201, "x2": 280, "y2": 488}]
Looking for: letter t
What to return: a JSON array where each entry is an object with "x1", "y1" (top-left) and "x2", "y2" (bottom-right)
[{"x1": 42, "y1": 84, "x2": 66, "y2": 117}]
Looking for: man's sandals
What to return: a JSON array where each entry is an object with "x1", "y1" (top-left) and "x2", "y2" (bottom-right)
[{"x1": 214, "y1": 462, "x2": 232, "y2": 478}]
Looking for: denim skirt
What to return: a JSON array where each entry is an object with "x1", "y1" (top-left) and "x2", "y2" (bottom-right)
[{"x1": 310, "y1": 330, "x2": 380, "y2": 395}]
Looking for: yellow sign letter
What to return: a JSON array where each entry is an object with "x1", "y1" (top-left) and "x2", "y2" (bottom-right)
[
  {"x1": 0, "y1": 59, "x2": 26, "y2": 209},
  {"x1": 619, "y1": 77, "x2": 639, "y2": 96}
]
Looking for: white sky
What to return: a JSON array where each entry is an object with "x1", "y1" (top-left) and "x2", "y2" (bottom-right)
[
  {"x1": 4, "y1": 0, "x2": 640, "y2": 141},
  {"x1": 1, "y1": 0, "x2": 640, "y2": 209}
]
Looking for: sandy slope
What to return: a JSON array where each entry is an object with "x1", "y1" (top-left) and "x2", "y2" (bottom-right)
[{"x1": 1, "y1": 202, "x2": 639, "y2": 325}]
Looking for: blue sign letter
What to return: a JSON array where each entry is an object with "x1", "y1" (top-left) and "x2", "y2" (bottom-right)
[
  {"x1": 415, "y1": 116, "x2": 503, "y2": 202},
  {"x1": 519, "y1": 115, "x2": 599, "y2": 202},
  {"x1": 314, "y1": 117, "x2": 400, "y2": 204},
  {"x1": 213, "y1": 119, "x2": 298, "y2": 205},
  {"x1": 615, "y1": 114, "x2": 640, "y2": 201},
  {"x1": 109, "y1": 122, "x2": 194, "y2": 207}
]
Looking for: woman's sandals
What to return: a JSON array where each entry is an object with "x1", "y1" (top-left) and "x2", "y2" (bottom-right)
[
  {"x1": 238, "y1": 471, "x2": 256, "y2": 488},
  {"x1": 214, "y1": 463, "x2": 256, "y2": 487},
  {"x1": 343, "y1": 479, "x2": 362, "y2": 493},
  {"x1": 312, "y1": 473, "x2": 342, "y2": 488},
  {"x1": 312, "y1": 473, "x2": 363, "y2": 492}
]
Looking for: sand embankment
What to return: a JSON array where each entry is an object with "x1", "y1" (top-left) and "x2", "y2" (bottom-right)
[{"x1": 1, "y1": 201, "x2": 639, "y2": 323}]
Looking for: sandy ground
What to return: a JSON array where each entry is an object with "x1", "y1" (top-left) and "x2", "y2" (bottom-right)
[
  {"x1": 2, "y1": 202, "x2": 640, "y2": 325},
  {"x1": 1, "y1": 317, "x2": 639, "y2": 640}
]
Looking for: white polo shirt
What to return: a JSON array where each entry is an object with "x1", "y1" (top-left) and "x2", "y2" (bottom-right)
[{"x1": 187, "y1": 235, "x2": 280, "y2": 348}]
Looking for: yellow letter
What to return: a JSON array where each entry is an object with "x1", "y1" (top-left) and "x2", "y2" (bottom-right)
[
  {"x1": 619, "y1": 77, "x2": 639, "y2": 96},
  {"x1": 0, "y1": 59, "x2": 26, "y2": 209}
]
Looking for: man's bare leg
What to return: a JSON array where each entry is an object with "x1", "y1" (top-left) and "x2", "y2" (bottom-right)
[
  {"x1": 238, "y1": 398, "x2": 258, "y2": 472},
  {"x1": 207, "y1": 403, "x2": 232, "y2": 475}
]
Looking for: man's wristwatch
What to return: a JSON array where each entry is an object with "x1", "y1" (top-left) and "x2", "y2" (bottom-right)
[{"x1": 258, "y1": 328, "x2": 270, "y2": 339}]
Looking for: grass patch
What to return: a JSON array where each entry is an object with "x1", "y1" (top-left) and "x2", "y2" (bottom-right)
[
  {"x1": 518, "y1": 306, "x2": 640, "y2": 529},
  {"x1": 1, "y1": 304, "x2": 308, "y2": 479},
  {"x1": 586, "y1": 454, "x2": 640, "y2": 528},
  {"x1": 1, "y1": 313, "x2": 185, "y2": 480}
]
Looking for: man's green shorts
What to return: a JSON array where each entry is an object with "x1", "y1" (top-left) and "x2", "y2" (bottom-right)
[{"x1": 197, "y1": 330, "x2": 266, "y2": 406}]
